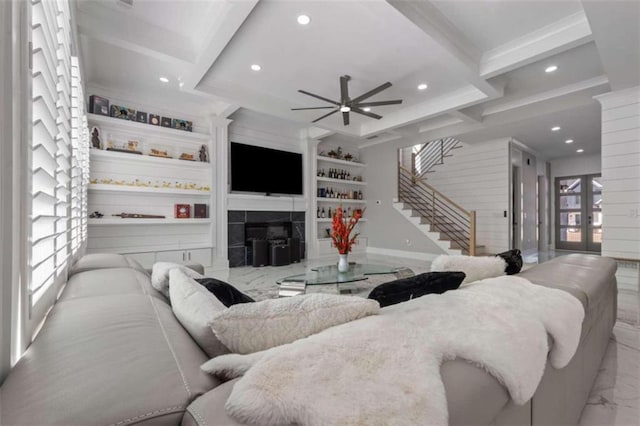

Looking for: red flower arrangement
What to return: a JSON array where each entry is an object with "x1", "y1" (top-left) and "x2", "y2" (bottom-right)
[{"x1": 330, "y1": 206, "x2": 365, "y2": 254}]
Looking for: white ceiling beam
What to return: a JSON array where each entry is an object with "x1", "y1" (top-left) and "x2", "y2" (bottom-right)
[
  {"x1": 581, "y1": 1, "x2": 640, "y2": 91},
  {"x1": 482, "y1": 75, "x2": 609, "y2": 117},
  {"x1": 360, "y1": 85, "x2": 488, "y2": 137},
  {"x1": 306, "y1": 127, "x2": 335, "y2": 141},
  {"x1": 76, "y1": 6, "x2": 195, "y2": 66},
  {"x1": 480, "y1": 12, "x2": 593, "y2": 79},
  {"x1": 218, "y1": 104, "x2": 242, "y2": 119},
  {"x1": 183, "y1": 0, "x2": 260, "y2": 90},
  {"x1": 449, "y1": 109, "x2": 482, "y2": 124},
  {"x1": 386, "y1": 0, "x2": 503, "y2": 98}
]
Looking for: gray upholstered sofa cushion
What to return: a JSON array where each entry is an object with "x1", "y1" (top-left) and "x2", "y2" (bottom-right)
[
  {"x1": 60, "y1": 267, "x2": 165, "y2": 301},
  {"x1": 69, "y1": 253, "x2": 147, "y2": 276},
  {"x1": 0, "y1": 294, "x2": 219, "y2": 426}
]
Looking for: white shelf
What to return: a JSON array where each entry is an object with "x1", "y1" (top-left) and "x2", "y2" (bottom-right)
[
  {"x1": 88, "y1": 218, "x2": 211, "y2": 226},
  {"x1": 316, "y1": 177, "x2": 367, "y2": 186},
  {"x1": 91, "y1": 243, "x2": 213, "y2": 255},
  {"x1": 89, "y1": 183, "x2": 211, "y2": 196},
  {"x1": 316, "y1": 198, "x2": 367, "y2": 204},
  {"x1": 316, "y1": 218, "x2": 368, "y2": 223},
  {"x1": 88, "y1": 113, "x2": 210, "y2": 142},
  {"x1": 90, "y1": 149, "x2": 210, "y2": 168},
  {"x1": 317, "y1": 156, "x2": 366, "y2": 168}
]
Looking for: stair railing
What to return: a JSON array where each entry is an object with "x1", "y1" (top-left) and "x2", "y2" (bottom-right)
[
  {"x1": 398, "y1": 165, "x2": 476, "y2": 256},
  {"x1": 411, "y1": 137, "x2": 461, "y2": 179}
]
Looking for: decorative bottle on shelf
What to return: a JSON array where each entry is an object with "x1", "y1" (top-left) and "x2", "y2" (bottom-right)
[
  {"x1": 317, "y1": 207, "x2": 320, "y2": 218},
  {"x1": 321, "y1": 208, "x2": 326, "y2": 218}
]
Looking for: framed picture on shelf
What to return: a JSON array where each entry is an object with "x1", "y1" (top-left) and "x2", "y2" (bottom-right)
[
  {"x1": 194, "y1": 204, "x2": 208, "y2": 218},
  {"x1": 110, "y1": 105, "x2": 136, "y2": 121},
  {"x1": 161, "y1": 117, "x2": 172, "y2": 128},
  {"x1": 136, "y1": 111, "x2": 148, "y2": 123},
  {"x1": 149, "y1": 114, "x2": 160, "y2": 126},
  {"x1": 172, "y1": 119, "x2": 193, "y2": 132},
  {"x1": 174, "y1": 204, "x2": 191, "y2": 219},
  {"x1": 89, "y1": 95, "x2": 109, "y2": 116}
]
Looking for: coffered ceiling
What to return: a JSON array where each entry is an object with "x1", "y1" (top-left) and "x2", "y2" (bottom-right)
[{"x1": 77, "y1": 0, "x2": 640, "y2": 159}]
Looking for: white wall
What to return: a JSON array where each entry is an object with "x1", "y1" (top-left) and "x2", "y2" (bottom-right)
[
  {"x1": 596, "y1": 87, "x2": 640, "y2": 260},
  {"x1": 360, "y1": 141, "x2": 445, "y2": 255},
  {"x1": 426, "y1": 138, "x2": 512, "y2": 254}
]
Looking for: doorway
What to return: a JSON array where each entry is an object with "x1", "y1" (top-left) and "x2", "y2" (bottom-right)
[{"x1": 555, "y1": 174, "x2": 602, "y2": 252}]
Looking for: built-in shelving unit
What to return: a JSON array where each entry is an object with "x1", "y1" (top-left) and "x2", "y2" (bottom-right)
[
  {"x1": 86, "y1": 113, "x2": 214, "y2": 268},
  {"x1": 312, "y1": 146, "x2": 368, "y2": 257}
]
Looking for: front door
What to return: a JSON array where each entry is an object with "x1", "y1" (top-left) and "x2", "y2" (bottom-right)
[{"x1": 555, "y1": 174, "x2": 602, "y2": 252}]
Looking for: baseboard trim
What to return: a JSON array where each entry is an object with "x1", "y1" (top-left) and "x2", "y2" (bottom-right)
[{"x1": 366, "y1": 247, "x2": 441, "y2": 262}]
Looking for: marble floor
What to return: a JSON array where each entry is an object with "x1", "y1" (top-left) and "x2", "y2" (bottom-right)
[{"x1": 209, "y1": 252, "x2": 640, "y2": 426}]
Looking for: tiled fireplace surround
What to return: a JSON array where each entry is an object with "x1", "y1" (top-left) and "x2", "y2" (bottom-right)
[{"x1": 228, "y1": 210, "x2": 305, "y2": 267}]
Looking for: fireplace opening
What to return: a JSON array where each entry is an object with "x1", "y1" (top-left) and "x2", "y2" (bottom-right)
[{"x1": 245, "y1": 221, "x2": 292, "y2": 246}]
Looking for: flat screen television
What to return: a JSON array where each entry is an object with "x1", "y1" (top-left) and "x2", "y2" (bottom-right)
[{"x1": 230, "y1": 142, "x2": 303, "y2": 195}]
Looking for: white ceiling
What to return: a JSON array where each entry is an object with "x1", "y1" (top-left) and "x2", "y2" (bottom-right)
[{"x1": 76, "y1": 0, "x2": 640, "y2": 160}]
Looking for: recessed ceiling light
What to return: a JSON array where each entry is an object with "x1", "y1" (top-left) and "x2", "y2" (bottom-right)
[
  {"x1": 551, "y1": 126, "x2": 561, "y2": 131},
  {"x1": 565, "y1": 139, "x2": 574, "y2": 144},
  {"x1": 251, "y1": 64, "x2": 261, "y2": 71},
  {"x1": 417, "y1": 83, "x2": 428, "y2": 90},
  {"x1": 362, "y1": 107, "x2": 371, "y2": 112},
  {"x1": 545, "y1": 65, "x2": 558, "y2": 73},
  {"x1": 340, "y1": 106, "x2": 351, "y2": 113},
  {"x1": 297, "y1": 14, "x2": 310, "y2": 25},
  {"x1": 576, "y1": 149, "x2": 584, "y2": 153},
  {"x1": 159, "y1": 77, "x2": 169, "y2": 83}
]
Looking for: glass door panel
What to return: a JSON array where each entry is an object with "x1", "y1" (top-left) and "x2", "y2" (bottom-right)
[
  {"x1": 587, "y1": 174, "x2": 602, "y2": 252},
  {"x1": 555, "y1": 174, "x2": 602, "y2": 252}
]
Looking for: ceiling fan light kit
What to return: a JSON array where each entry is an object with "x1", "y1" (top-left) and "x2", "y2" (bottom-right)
[{"x1": 292, "y1": 75, "x2": 403, "y2": 125}]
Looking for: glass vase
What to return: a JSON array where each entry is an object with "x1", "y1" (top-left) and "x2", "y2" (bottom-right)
[{"x1": 338, "y1": 254, "x2": 349, "y2": 273}]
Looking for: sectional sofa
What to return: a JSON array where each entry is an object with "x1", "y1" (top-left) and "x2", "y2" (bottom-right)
[{"x1": 0, "y1": 253, "x2": 617, "y2": 425}]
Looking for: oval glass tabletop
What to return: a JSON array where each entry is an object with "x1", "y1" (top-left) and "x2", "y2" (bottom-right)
[{"x1": 277, "y1": 263, "x2": 411, "y2": 286}]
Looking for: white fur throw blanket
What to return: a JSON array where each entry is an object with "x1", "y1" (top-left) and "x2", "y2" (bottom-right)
[{"x1": 202, "y1": 276, "x2": 584, "y2": 426}]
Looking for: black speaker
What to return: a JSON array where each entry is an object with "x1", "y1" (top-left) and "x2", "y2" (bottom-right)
[
  {"x1": 252, "y1": 240, "x2": 269, "y2": 267},
  {"x1": 270, "y1": 244, "x2": 291, "y2": 267},
  {"x1": 288, "y1": 237, "x2": 300, "y2": 263}
]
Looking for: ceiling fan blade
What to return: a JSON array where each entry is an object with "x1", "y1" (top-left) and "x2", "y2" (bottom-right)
[
  {"x1": 352, "y1": 107, "x2": 382, "y2": 120},
  {"x1": 298, "y1": 90, "x2": 340, "y2": 106},
  {"x1": 340, "y1": 75, "x2": 349, "y2": 104},
  {"x1": 312, "y1": 109, "x2": 338, "y2": 123},
  {"x1": 342, "y1": 111, "x2": 350, "y2": 126},
  {"x1": 351, "y1": 82, "x2": 392, "y2": 103},
  {"x1": 355, "y1": 99, "x2": 403, "y2": 107},
  {"x1": 291, "y1": 106, "x2": 337, "y2": 110}
]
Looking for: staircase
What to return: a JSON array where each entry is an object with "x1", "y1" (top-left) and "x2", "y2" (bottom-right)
[
  {"x1": 395, "y1": 166, "x2": 483, "y2": 256},
  {"x1": 411, "y1": 137, "x2": 461, "y2": 179}
]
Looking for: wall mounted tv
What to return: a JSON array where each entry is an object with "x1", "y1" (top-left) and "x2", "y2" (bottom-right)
[{"x1": 230, "y1": 142, "x2": 303, "y2": 195}]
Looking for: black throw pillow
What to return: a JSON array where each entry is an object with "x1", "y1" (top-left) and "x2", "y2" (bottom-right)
[
  {"x1": 367, "y1": 271, "x2": 466, "y2": 308},
  {"x1": 495, "y1": 249, "x2": 523, "y2": 275},
  {"x1": 195, "y1": 278, "x2": 255, "y2": 307}
]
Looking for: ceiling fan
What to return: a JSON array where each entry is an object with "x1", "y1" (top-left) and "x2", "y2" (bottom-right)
[{"x1": 292, "y1": 75, "x2": 403, "y2": 126}]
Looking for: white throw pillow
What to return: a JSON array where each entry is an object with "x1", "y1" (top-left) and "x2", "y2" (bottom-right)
[
  {"x1": 169, "y1": 269, "x2": 229, "y2": 358},
  {"x1": 430, "y1": 255, "x2": 506, "y2": 284},
  {"x1": 210, "y1": 294, "x2": 380, "y2": 354},
  {"x1": 152, "y1": 262, "x2": 203, "y2": 298}
]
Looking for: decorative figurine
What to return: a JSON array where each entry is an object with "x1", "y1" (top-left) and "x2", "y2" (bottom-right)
[
  {"x1": 91, "y1": 126, "x2": 102, "y2": 149},
  {"x1": 199, "y1": 144, "x2": 208, "y2": 162}
]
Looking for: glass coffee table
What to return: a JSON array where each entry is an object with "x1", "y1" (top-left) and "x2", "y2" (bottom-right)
[{"x1": 276, "y1": 263, "x2": 414, "y2": 297}]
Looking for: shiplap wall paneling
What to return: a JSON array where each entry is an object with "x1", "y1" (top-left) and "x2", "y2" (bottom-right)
[
  {"x1": 425, "y1": 138, "x2": 511, "y2": 254},
  {"x1": 596, "y1": 87, "x2": 640, "y2": 260}
]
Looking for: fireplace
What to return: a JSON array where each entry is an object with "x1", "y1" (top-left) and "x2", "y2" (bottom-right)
[
  {"x1": 228, "y1": 210, "x2": 305, "y2": 267},
  {"x1": 245, "y1": 222, "x2": 292, "y2": 246}
]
